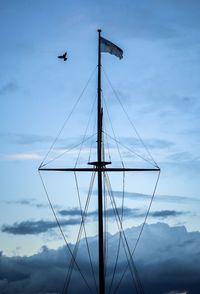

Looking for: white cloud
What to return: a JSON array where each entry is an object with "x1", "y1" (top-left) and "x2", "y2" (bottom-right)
[{"x1": 0, "y1": 153, "x2": 42, "y2": 161}]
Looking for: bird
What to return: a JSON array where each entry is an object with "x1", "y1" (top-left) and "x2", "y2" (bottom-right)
[{"x1": 57, "y1": 52, "x2": 67, "y2": 61}]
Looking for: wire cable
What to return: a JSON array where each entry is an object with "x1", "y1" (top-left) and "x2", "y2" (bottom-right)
[
  {"x1": 40, "y1": 66, "x2": 97, "y2": 167},
  {"x1": 103, "y1": 131, "x2": 156, "y2": 168},
  {"x1": 113, "y1": 170, "x2": 161, "y2": 294},
  {"x1": 62, "y1": 171, "x2": 97, "y2": 294},
  {"x1": 102, "y1": 92, "x2": 124, "y2": 168},
  {"x1": 102, "y1": 67, "x2": 158, "y2": 168},
  {"x1": 38, "y1": 171, "x2": 93, "y2": 294},
  {"x1": 104, "y1": 173, "x2": 142, "y2": 294},
  {"x1": 74, "y1": 95, "x2": 97, "y2": 168},
  {"x1": 108, "y1": 171, "x2": 125, "y2": 294},
  {"x1": 40, "y1": 133, "x2": 96, "y2": 168}
]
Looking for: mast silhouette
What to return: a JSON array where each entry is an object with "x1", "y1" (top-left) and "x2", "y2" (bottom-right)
[
  {"x1": 39, "y1": 29, "x2": 160, "y2": 294},
  {"x1": 97, "y1": 28, "x2": 105, "y2": 294}
]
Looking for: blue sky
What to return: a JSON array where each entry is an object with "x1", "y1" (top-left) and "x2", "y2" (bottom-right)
[{"x1": 0, "y1": 1, "x2": 200, "y2": 293}]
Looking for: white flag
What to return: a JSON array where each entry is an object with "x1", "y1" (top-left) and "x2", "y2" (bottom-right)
[{"x1": 100, "y1": 37, "x2": 123, "y2": 59}]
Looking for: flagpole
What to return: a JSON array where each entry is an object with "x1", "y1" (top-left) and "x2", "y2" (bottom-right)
[{"x1": 97, "y1": 28, "x2": 105, "y2": 294}]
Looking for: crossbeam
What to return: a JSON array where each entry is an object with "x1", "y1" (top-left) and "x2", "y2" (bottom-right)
[{"x1": 38, "y1": 167, "x2": 160, "y2": 172}]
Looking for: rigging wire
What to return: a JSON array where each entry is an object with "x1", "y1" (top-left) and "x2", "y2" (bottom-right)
[
  {"x1": 41, "y1": 133, "x2": 96, "y2": 168},
  {"x1": 102, "y1": 92, "x2": 124, "y2": 168},
  {"x1": 64, "y1": 172, "x2": 98, "y2": 293},
  {"x1": 74, "y1": 172, "x2": 98, "y2": 291},
  {"x1": 103, "y1": 131, "x2": 156, "y2": 168},
  {"x1": 74, "y1": 94, "x2": 97, "y2": 167},
  {"x1": 101, "y1": 93, "x2": 111, "y2": 163},
  {"x1": 106, "y1": 172, "x2": 145, "y2": 294},
  {"x1": 38, "y1": 61, "x2": 161, "y2": 294},
  {"x1": 103, "y1": 170, "x2": 109, "y2": 280},
  {"x1": 102, "y1": 67, "x2": 158, "y2": 168},
  {"x1": 38, "y1": 171, "x2": 94, "y2": 294},
  {"x1": 63, "y1": 95, "x2": 99, "y2": 293},
  {"x1": 102, "y1": 91, "x2": 127, "y2": 293},
  {"x1": 108, "y1": 171, "x2": 125, "y2": 294},
  {"x1": 40, "y1": 66, "x2": 97, "y2": 167},
  {"x1": 62, "y1": 171, "x2": 97, "y2": 294},
  {"x1": 113, "y1": 170, "x2": 161, "y2": 294},
  {"x1": 88, "y1": 111, "x2": 97, "y2": 163},
  {"x1": 104, "y1": 173, "x2": 142, "y2": 294}
]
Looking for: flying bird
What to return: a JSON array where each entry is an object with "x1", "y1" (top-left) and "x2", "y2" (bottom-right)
[{"x1": 58, "y1": 52, "x2": 67, "y2": 61}]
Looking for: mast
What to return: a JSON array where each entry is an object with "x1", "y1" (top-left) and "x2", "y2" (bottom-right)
[
  {"x1": 97, "y1": 28, "x2": 105, "y2": 294},
  {"x1": 39, "y1": 29, "x2": 160, "y2": 294}
]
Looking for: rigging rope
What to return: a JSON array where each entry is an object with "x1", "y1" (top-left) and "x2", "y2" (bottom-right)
[
  {"x1": 41, "y1": 133, "x2": 96, "y2": 168},
  {"x1": 104, "y1": 172, "x2": 143, "y2": 294},
  {"x1": 38, "y1": 171, "x2": 93, "y2": 294},
  {"x1": 102, "y1": 92, "x2": 124, "y2": 168},
  {"x1": 38, "y1": 62, "x2": 161, "y2": 294},
  {"x1": 113, "y1": 170, "x2": 161, "y2": 294},
  {"x1": 102, "y1": 67, "x2": 158, "y2": 168},
  {"x1": 40, "y1": 66, "x2": 97, "y2": 167},
  {"x1": 88, "y1": 112, "x2": 97, "y2": 163},
  {"x1": 74, "y1": 95, "x2": 97, "y2": 167},
  {"x1": 103, "y1": 131, "x2": 156, "y2": 168},
  {"x1": 62, "y1": 172, "x2": 97, "y2": 294},
  {"x1": 108, "y1": 171, "x2": 125, "y2": 294}
]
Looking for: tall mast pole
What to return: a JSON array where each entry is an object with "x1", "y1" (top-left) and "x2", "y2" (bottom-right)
[
  {"x1": 39, "y1": 29, "x2": 160, "y2": 294},
  {"x1": 97, "y1": 28, "x2": 105, "y2": 294}
]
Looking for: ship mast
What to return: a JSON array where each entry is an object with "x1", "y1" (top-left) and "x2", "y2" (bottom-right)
[
  {"x1": 90, "y1": 28, "x2": 108, "y2": 294},
  {"x1": 39, "y1": 29, "x2": 160, "y2": 294},
  {"x1": 97, "y1": 28, "x2": 105, "y2": 294}
]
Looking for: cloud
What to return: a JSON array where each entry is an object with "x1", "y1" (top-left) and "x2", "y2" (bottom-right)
[
  {"x1": 0, "y1": 153, "x2": 42, "y2": 161},
  {"x1": 0, "y1": 223, "x2": 200, "y2": 293},
  {"x1": 58, "y1": 207, "x2": 139, "y2": 219},
  {"x1": 122, "y1": 137, "x2": 174, "y2": 150},
  {"x1": 1, "y1": 219, "x2": 80, "y2": 235},
  {"x1": 113, "y1": 191, "x2": 200, "y2": 204},
  {"x1": 58, "y1": 207, "x2": 82, "y2": 217},
  {"x1": 149, "y1": 210, "x2": 186, "y2": 218},
  {"x1": 166, "y1": 152, "x2": 198, "y2": 163},
  {"x1": 0, "y1": 132, "x2": 95, "y2": 147},
  {"x1": 1, "y1": 198, "x2": 54, "y2": 209},
  {"x1": 1, "y1": 206, "x2": 186, "y2": 236}
]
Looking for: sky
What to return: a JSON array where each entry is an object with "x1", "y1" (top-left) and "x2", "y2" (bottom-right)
[{"x1": 0, "y1": 0, "x2": 200, "y2": 293}]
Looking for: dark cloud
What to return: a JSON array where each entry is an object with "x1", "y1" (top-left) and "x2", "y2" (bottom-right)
[
  {"x1": 58, "y1": 207, "x2": 139, "y2": 219},
  {"x1": 0, "y1": 223, "x2": 200, "y2": 293},
  {"x1": 58, "y1": 207, "x2": 82, "y2": 217},
  {"x1": 149, "y1": 210, "x2": 186, "y2": 218},
  {"x1": 1, "y1": 207, "x2": 185, "y2": 236},
  {"x1": 1, "y1": 219, "x2": 80, "y2": 235}
]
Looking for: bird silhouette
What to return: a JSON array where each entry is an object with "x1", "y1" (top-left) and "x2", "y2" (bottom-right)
[{"x1": 58, "y1": 52, "x2": 67, "y2": 61}]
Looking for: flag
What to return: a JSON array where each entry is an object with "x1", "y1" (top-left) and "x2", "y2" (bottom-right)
[{"x1": 100, "y1": 37, "x2": 123, "y2": 59}]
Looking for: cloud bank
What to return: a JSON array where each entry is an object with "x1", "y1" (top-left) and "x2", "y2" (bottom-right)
[
  {"x1": 1, "y1": 207, "x2": 186, "y2": 235},
  {"x1": 0, "y1": 223, "x2": 200, "y2": 294}
]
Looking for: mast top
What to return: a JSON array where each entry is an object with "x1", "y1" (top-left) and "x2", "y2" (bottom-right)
[{"x1": 97, "y1": 29, "x2": 102, "y2": 33}]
